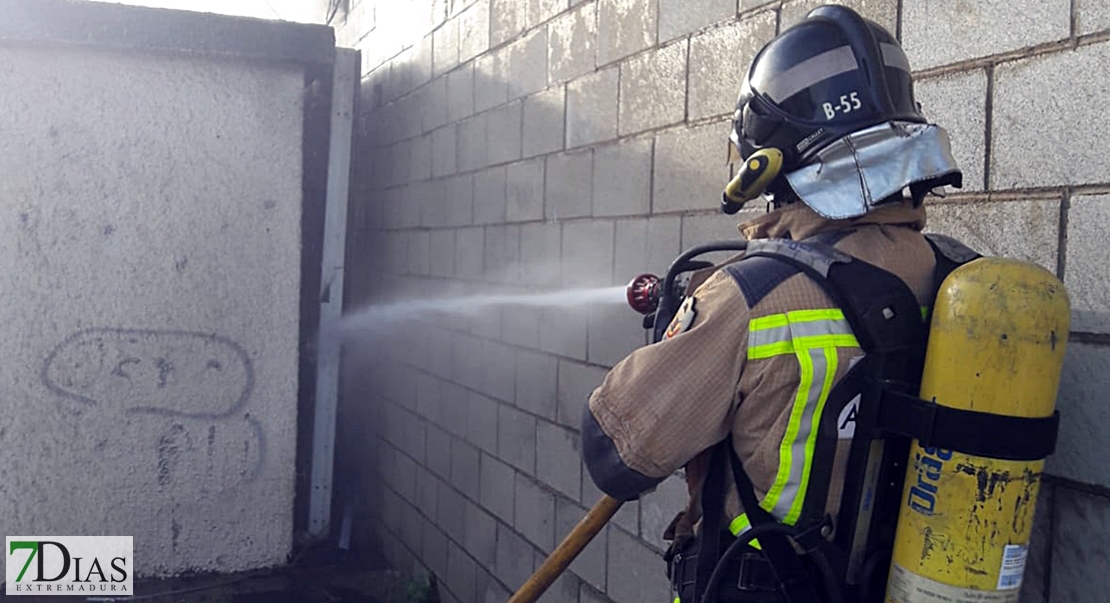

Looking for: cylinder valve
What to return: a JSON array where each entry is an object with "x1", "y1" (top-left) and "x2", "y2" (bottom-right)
[{"x1": 626, "y1": 274, "x2": 661, "y2": 315}]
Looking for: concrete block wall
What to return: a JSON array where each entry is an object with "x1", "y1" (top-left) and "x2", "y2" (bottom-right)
[{"x1": 337, "y1": 1, "x2": 1110, "y2": 602}]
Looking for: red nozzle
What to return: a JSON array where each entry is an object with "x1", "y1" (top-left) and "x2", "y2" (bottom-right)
[{"x1": 627, "y1": 274, "x2": 661, "y2": 315}]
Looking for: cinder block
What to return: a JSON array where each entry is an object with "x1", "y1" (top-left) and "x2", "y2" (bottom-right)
[
  {"x1": 1049, "y1": 488, "x2": 1110, "y2": 603},
  {"x1": 903, "y1": 0, "x2": 1069, "y2": 70},
  {"x1": 515, "y1": 474, "x2": 558, "y2": 551},
  {"x1": 653, "y1": 121, "x2": 733, "y2": 214},
  {"x1": 924, "y1": 198, "x2": 1060, "y2": 274},
  {"x1": 581, "y1": 465, "x2": 640, "y2": 533},
  {"x1": 592, "y1": 137, "x2": 652, "y2": 217},
  {"x1": 537, "y1": 304, "x2": 590, "y2": 362},
  {"x1": 688, "y1": 13, "x2": 777, "y2": 121},
  {"x1": 566, "y1": 68, "x2": 620, "y2": 149},
  {"x1": 428, "y1": 329, "x2": 456, "y2": 379},
  {"x1": 519, "y1": 222, "x2": 563, "y2": 285},
  {"x1": 464, "y1": 500, "x2": 498, "y2": 565},
  {"x1": 381, "y1": 486, "x2": 405, "y2": 534},
  {"x1": 1046, "y1": 343, "x2": 1110, "y2": 488},
  {"x1": 491, "y1": 0, "x2": 528, "y2": 45},
  {"x1": 780, "y1": 0, "x2": 898, "y2": 39},
  {"x1": 659, "y1": 0, "x2": 735, "y2": 42},
  {"x1": 401, "y1": 499, "x2": 423, "y2": 552},
  {"x1": 536, "y1": 420, "x2": 583, "y2": 499},
  {"x1": 458, "y1": 0, "x2": 490, "y2": 63},
  {"x1": 410, "y1": 134, "x2": 434, "y2": 183},
  {"x1": 408, "y1": 231, "x2": 432, "y2": 275},
  {"x1": 447, "y1": 63, "x2": 475, "y2": 123},
  {"x1": 613, "y1": 216, "x2": 683, "y2": 283},
  {"x1": 598, "y1": 0, "x2": 656, "y2": 65},
  {"x1": 526, "y1": 0, "x2": 565, "y2": 29},
  {"x1": 561, "y1": 220, "x2": 615, "y2": 287},
  {"x1": 432, "y1": 125, "x2": 458, "y2": 178},
  {"x1": 515, "y1": 349, "x2": 559, "y2": 419},
  {"x1": 480, "y1": 452, "x2": 517, "y2": 523},
  {"x1": 549, "y1": 3, "x2": 598, "y2": 84},
  {"x1": 606, "y1": 527, "x2": 670, "y2": 601},
  {"x1": 474, "y1": 166, "x2": 509, "y2": 225},
  {"x1": 914, "y1": 69, "x2": 988, "y2": 191},
  {"x1": 507, "y1": 158, "x2": 547, "y2": 222},
  {"x1": 446, "y1": 540, "x2": 479, "y2": 603},
  {"x1": 474, "y1": 48, "x2": 511, "y2": 113},
  {"x1": 619, "y1": 41, "x2": 688, "y2": 136},
  {"x1": 523, "y1": 88, "x2": 566, "y2": 158},
  {"x1": 555, "y1": 359, "x2": 607, "y2": 428},
  {"x1": 502, "y1": 305, "x2": 543, "y2": 348},
  {"x1": 452, "y1": 332, "x2": 487, "y2": 390},
  {"x1": 441, "y1": 379, "x2": 474, "y2": 438},
  {"x1": 416, "y1": 465, "x2": 440, "y2": 522},
  {"x1": 556, "y1": 498, "x2": 608, "y2": 590},
  {"x1": 482, "y1": 339, "x2": 518, "y2": 402},
  {"x1": 496, "y1": 524, "x2": 537, "y2": 589},
  {"x1": 546, "y1": 150, "x2": 594, "y2": 220},
  {"x1": 425, "y1": 77, "x2": 452, "y2": 134},
  {"x1": 402, "y1": 408, "x2": 429, "y2": 463},
  {"x1": 422, "y1": 521, "x2": 450, "y2": 578},
  {"x1": 498, "y1": 403, "x2": 538, "y2": 473},
  {"x1": 467, "y1": 391, "x2": 500, "y2": 454},
  {"x1": 739, "y1": 0, "x2": 776, "y2": 10},
  {"x1": 433, "y1": 17, "x2": 461, "y2": 76},
  {"x1": 417, "y1": 373, "x2": 444, "y2": 421},
  {"x1": 481, "y1": 223, "x2": 516, "y2": 281},
  {"x1": 639, "y1": 474, "x2": 688, "y2": 550},
  {"x1": 479, "y1": 571, "x2": 512, "y2": 603},
  {"x1": 1077, "y1": 0, "x2": 1110, "y2": 35},
  {"x1": 455, "y1": 226, "x2": 485, "y2": 278},
  {"x1": 438, "y1": 481, "x2": 469, "y2": 543},
  {"x1": 1018, "y1": 483, "x2": 1053, "y2": 603},
  {"x1": 1066, "y1": 196, "x2": 1110, "y2": 332},
  {"x1": 993, "y1": 43, "x2": 1110, "y2": 189},
  {"x1": 410, "y1": 181, "x2": 442, "y2": 229},
  {"x1": 457, "y1": 113, "x2": 489, "y2": 172},
  {"x1": 394, "y1": 447, "x2": 419, "y2": 503},
  {"x1": 587, "y1": 303, "x2": 646, "y2": 367},
  {"x1": 510, "y1": 29, "x2": 550, "y2": 100},
  {"x1": 488, "y1": 101, "x2": 524, "y2": 166}
]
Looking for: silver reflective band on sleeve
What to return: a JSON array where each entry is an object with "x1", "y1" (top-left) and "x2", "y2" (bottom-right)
[{"x1": 763, "y1": 43, "x2": 914, "y2": 103}]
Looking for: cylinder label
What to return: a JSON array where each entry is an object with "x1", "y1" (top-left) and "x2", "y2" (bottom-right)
[
  {"x1": 888, "y1": 564, "x2": 1020, "y2": 603},
  {"x1": 996, "y1": 545, "x2": 1027, "y2": 590}
]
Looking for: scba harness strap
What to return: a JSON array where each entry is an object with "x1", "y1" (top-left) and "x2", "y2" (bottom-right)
[{"x1": 674, "y1": 233, "x2": 1059, "y2": 603}]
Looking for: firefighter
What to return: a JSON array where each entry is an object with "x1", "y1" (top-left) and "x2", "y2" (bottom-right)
[{"x1": 580, "y1": 6, "x2": 970, "y2": 602}]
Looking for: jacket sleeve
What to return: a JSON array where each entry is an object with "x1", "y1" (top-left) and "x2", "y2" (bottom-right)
[{"x1": 581, "y1": 270, "x2": 750, "y2": 501}]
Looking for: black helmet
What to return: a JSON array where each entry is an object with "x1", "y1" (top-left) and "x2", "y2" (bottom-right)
[{"x1": 731, "y1": 6, "x2": 923, "y2": 175}]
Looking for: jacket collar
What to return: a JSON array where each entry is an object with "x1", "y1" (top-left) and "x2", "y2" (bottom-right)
[{"x1": 738, "y1": 198, "x2": 927, "y2": 241}]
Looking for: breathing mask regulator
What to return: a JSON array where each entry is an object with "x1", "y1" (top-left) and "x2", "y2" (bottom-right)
[{"x1": 721, "y1": 5, "x2": 963, "y2": 218}]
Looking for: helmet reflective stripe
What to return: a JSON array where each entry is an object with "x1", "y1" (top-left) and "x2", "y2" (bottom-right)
[
  {"x1": 763, "y1": 43, "x2": 913, "y2": 104},
  {"x1": 746, "y1": 310, "x2": 860, "y2": 525}
]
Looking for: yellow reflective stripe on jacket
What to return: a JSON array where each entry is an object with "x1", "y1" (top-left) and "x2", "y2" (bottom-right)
[
  {"x1": 727, "y1": 513, "x2": 762, "y2": 550},
  {"x1": 746, "y1": 309, "x2": 860, "y2": 525}
]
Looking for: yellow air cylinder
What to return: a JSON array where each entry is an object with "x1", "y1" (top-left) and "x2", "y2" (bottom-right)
[{"x1": 885, "y1": 257, "x2": 1070, "y2": 603}]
